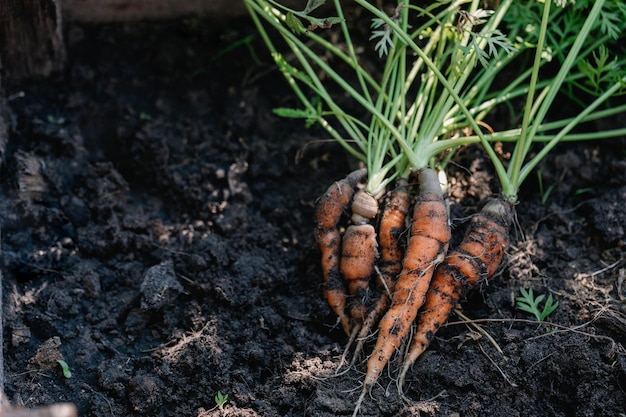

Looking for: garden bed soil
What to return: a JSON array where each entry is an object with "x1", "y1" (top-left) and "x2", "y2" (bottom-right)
[{"x1": 2, "y1": 15, "x2": 626, "y2": 417}]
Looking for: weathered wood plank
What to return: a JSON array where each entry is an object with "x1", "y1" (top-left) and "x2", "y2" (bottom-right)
[
  {"x1": 0, "y1": 0, "x2": 65, "y2": 80},
  {"x1": 59, "y1": 0, "x2": 247, "y2": 22}
]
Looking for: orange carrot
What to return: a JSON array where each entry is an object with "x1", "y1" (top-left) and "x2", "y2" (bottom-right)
[
  {"x1": 341, "y1": 189, "x2": 380, "y2": 334},
  {"x1": 397, "y1": 197, "x2": 513, "y2": 392},
  {"x1": 351, "y1": 179, "x2": 410, "y2": 362},
  {"x1": 340, "y1": 222, "x2": 379, "y2": 321},
  {"x1": 377, "y1": 178, "x2": 410, "y2": 291},
  {"x1": 335, "y1": 220, "x2": 378, "y2": 372},
  {"x1": 354, "y1": 168, "x2": 450, "y2": 414},
  {"x1": 315, "y1": 168, "x2": 367, "y2": 335}
]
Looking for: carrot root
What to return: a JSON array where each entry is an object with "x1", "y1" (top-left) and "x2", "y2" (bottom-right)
[
  {"x1": 315, "y1": 168, "x2": 367, "y2": 335},
  {"x1": 359, "y1": 168, "x2": 450, "y2": 400},
  {"x1": 350, "y1": 179, "x2": 410, "y2": 364},
  {"x1": 398, "y1": 197, "x2": 513, "y2": 393},
  {"x1": 318, "y1": 171, "x2": 515, "y2": 411},
  {"x1": 335, "y1": 323, "x2": 363, "y2": 374}
]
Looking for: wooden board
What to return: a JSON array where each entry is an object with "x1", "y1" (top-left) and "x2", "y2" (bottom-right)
[
  {"x1": 60, "y1": 0, "x2": 248, "y2": 22},
  {"x1": 0, "y1": 0, "x2": 65, "y2": 80}
]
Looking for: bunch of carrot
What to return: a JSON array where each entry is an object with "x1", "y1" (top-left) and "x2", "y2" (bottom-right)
[
  {"x1": 311, "y1": 1, "x2": 626, "y2": 415},
  {"x1": 315, "y1": 167, "x2": 514, "y2": 414}
]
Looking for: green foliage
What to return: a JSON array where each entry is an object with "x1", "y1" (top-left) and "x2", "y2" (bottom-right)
[
  {"x1": 455, "y1": 9, "x2": 517, "y2": 69},
  {"x1": 459, "y1": 29, "x2": 517, "y2": 69},
  {"x1": 516, "y1": 287, "x2": 559, "y2": 322},
  {"x1": 369, "y1": 3, "x2": 407, "y2": 58},
  {"x1": 483, "y1": 0, "x2": 626, "y2": 202},
  {"x1": 215, "y1": 391, "x2": 228, "y2": 410},
  {"x1": 370, "y1": 17, "x2": 395, "y2": 58},
  {"x1": 577, "y1": 45, "x2": 625, "y2": 95},
  {"x1": 246, "y1": 0, "x2": 626, "y2": 200},
  {"x1": 273, "y1": 103, "x2": 322, "y2": 128},
  {"x1": 56, "y1": 359, "x2": 72, "y2": 379},
  {"x1": 246, "y1": 0, "x2": 528, "y2": 195},
  {"x1": 595, "y1": 0, "x2": 626, "y2": 40},
  {"x1": 279, "y1": 0, "x2": 343, "y2": 33}
]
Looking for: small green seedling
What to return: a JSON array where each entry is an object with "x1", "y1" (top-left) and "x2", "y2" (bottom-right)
[
  {"x1": 573, "y1": 187, "x2": 595, "y2": 197},
  {"x1": 516, "y1": 287, "x2": 559, "y2": 322},
  {"x1": 46, "y1": 115, "x2": 66, "y2": 125},
  {"x1": 56, "y1": 359, "x2": 72, "y2": 379},
  {"x1": 139, "y1": 112, "x2": 152, "y2": 121},
  {"x1": 215, "y1": 391, "x2": 228, "y2": 411}
]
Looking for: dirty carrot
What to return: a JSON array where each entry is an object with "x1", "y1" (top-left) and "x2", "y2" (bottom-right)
[
  {"x1": 354, "y1": 168, "x2": 450, "y2": 415},
  {"x1": 340, "y1": 222, "x2": 378, "y2": 322},
  {"x1": 315, "y1": 167, "x2": 367, "y2": 335},
  {"x1": 335, "y1": 221, "x2": 378, "y2": 361},
  {"x1": 377, "y1": 178, "x2": 410, "y2": 291},
  {"x1": 339, "y1": 188, "x2": 380, "y2": 351},
  {"x1": 351, "y1": 178, "x2": 410, "y2": 363},
  {"x1": 397, "y1": 197, "x2": 513, "y2": 393}
]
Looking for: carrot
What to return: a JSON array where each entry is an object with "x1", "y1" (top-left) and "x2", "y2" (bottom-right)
[
  {"x1": 340, "y1": 222, "x2": 378, "y2": 321},
  {"x1": 377, "y1": 178, "x2": 410, "y2": 292},
  {"x1": 315, "y1": 168, "x2": 367, "y2": 335},
  {"x1": 315, "y1": 168, "x2": 368, "y2": 334},
  {"x1": 339, "y1": 188, "x2": 380, "y2": 350},
  {"x1": 397, "y1": 197, "x2": 513, "y2": 393},
  {"x1": 354, "y1": 168, "x2": 450, "y2": 415},
  {"x1": 350, "y1": 178, "x2": 410, "y2": 362}
]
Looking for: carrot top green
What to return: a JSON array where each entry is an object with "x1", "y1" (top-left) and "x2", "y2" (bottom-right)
[
  {"x1": 246, "y1": 0, "x2": 625, "y2": 200},
  {"x1": 245, "y1": 0, "x2": 523, "y2": 196}
]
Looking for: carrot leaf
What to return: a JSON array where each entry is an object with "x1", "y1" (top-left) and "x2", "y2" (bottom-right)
[
  {"x1": 215, "y1": 391, "x2": 228, "y2": 411},
  {"x1": 516, "y1": 287, "x2": 559, "y2": 322}
]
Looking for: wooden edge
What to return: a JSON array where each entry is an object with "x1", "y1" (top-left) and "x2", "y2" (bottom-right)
[{"x1": 59, "y1": 0, "x2": 248, "y2": 22}]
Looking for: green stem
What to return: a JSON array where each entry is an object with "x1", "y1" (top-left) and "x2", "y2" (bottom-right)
[
  {"x1": 506, "y1": 0, "x2": 552, "y2": 196},
  {"x1": 498, "y1": 0, "x2": 608, "y2": 201},
  {"x1": 517, "y1": 75, "x2": 625, "y2": 185}
]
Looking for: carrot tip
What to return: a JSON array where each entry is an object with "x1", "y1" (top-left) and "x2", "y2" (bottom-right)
[{"x1": 352, "y1": 386, "x2": 368, "y2": 417}]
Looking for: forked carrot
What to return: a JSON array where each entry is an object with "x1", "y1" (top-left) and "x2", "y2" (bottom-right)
[
  {"x1": 351, "y1": 178, "x2": 410, "y2": 363},
  {"x1": 315, "y1": 168, "x2": 367, "y2": 335},
  {"x1": 340, "y1": 188, "x2": 380, "y2": 353},
  {"x1": 397, "y1": 197, "x2": 513, "y2": 393},
  {"x1": 354, "y1": 168, "x2": 450, "y2": 415}
]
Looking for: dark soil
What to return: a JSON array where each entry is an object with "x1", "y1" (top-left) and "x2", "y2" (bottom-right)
[{"x1": 2, "y1": 15, "x2": 626, "y2": 417}]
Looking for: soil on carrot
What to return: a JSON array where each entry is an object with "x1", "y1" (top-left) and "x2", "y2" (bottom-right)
[{"x1": 2, "y1": 15, "x2": 626, "y2": 417}]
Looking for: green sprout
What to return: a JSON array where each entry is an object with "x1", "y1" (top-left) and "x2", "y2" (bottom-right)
[
  {"x1": 516, "y1": 287, "x2": 559, "y2": 322},
  {"x1": 214, "y1": 391, "x2": 228, "y2": 410},
  {"x1": 56, "y1": 359, "x2": 72, "y2": 379},
  {"x1": 46, "y1": 115, "x2": 66, "y2": 125}
]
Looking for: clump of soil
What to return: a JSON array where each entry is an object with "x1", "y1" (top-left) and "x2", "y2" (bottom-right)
[{"x1": 2, "y1": 15, "x2": 625, "y2": 417}]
